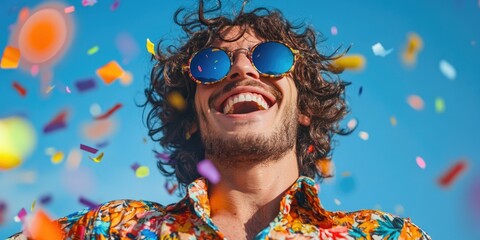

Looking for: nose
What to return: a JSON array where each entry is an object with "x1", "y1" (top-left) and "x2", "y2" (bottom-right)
[{"x1": 227, "y1": 50, "x2": 260, "y2": 80}]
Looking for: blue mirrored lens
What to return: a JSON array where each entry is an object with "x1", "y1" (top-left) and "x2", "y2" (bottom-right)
[
  {"x1": 252, "y1": 42, "x2": 294, "y2": 75},
  {"x1": 190, "y1": 48, "x2": 230, "y2": 83}
]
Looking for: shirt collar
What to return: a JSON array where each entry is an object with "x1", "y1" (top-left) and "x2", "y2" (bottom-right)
[{"x1": 185, "y1": 176, "x2": 329, "y2": 223}]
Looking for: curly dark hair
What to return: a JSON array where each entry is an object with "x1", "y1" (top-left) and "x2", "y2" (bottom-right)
[{"x1": 143, "y1": 0, "x2": 351, "y2": 192}]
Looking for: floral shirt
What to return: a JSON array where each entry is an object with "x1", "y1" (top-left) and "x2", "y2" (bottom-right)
[{"x1": 9, "y1": 176, "x2": 431, "y2": 239}]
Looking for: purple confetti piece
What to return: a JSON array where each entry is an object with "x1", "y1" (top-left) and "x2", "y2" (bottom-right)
[
  {"x1": 75, "y1": 78, "x2": 96, "y2": 92},
  {"x1": 39, "y1": 194, "x2": 53, "y2": 205},
  {"x1": 155, "y1": 152, "x2": 170, "y2": 163},
  {"x1": 17, "y1": 208, "x2": 27, "y2": 221},
  {"x1": 80, "y1": 144, "x2": 98, "y2": 154},
  {"x1": 110, "y1": 0, "x2": 120, "y2": 11},
  {"x1": 0, "y1": 201, "x2": 6, "y2": 212},
  {"x1": 43, "y1": 121, "x2": 66, "y2": 134},
  {"x1": 197, "y1": 159, "x2": 220, "y2": 184},
  {"x1": 130, "y1": 163, "x2": 140, "y2": 171},
  {"x1": 79, "y1": 196, "x2": 100, "y2": 209}
]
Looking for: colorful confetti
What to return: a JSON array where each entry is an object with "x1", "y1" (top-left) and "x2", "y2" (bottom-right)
[
  {"x1": 80, "y1": 144, "x2": 98, "y2": 154},
  {"x1": 165, "y1": 181, "x2": 178, "y2": 195},
  {"x1": 372, "y1": 42, "x2": 393, "y2": 57},
  {"x1": 30, "y1": 64, "x2": 39, "y2": 76},
  {"x1": 135, "y1": 166, "x2": 150, "y2": 178},
  {"x1": 197, "y1": 159, "x2": 220, "y2": 184},
  {"x1": 314, "y1": 158, "x2": 334, "y2": 177},
  {"x1": 89, "y1": 103, "x2": 102, "y2": 117},
  {"x1": 64, "y1": 6, "x2": 75, "y2": 13},
  {"x1": 39, "y1": 194, "x2": 53, "y2": 205},
  {"x1": 82, "y1": 0, "x2": 97, "y2": 7},
  {"x1": 394, "y1": 204, "x2": 405, "y2": 215},
  {"x1": 358, "y1": 131, "x2": 369, "y2": 141},
  {"x1": 332, "y1": 54, "x2": 366, "y2": 71},
  {"x1": 66, "y1": 149, "x2": 82, "y2": 170},
  {"x1": 95, "y1": 103, "x2": 122, "y2": 120},
  {"x1": 111, "y1": 0, "x2": 120, "y2": 11},
  {"x1": 28, "y1": 210, "x2": 63, "y2": 240},
  {"x1": 96, "y1": 60, "x2": 125, "y2": 84},
  {"x1": 89, "y1": 152, "x2": 104, "y2": 163},
  {"x1": 435, "y1": 97, "x2": 446, "y2": 113},
  {"x1": 331, "y1": 26, "x2": 338, "y2": 35},
  {"x1": 87, "y1": 45, "x2": 99, "y2": 55},
  {"x1": 83, "y1": 118, "x2": 116, "y2": 141},
  {"x1": 358, "y1": 86, "x2": 363, "y2": 96},
  {"x1": 407, "y1": 95, "x2": 424, "y2": 111},
  {"x1": 438, "y1": 159, "x2": 468, "y2": 188},
  {"x1": 347, "y1": 118, "x2": 358, "y2": 130},
  {"x1": 130, "y1": 162, "x2": 140, "y2": 171},
  {"x1": 0, "y1": 45, "x2": 20, "y2": 69},
  {"x1": 43, "y1": 110, "x2": 68, "y2": 134},
  {"x1": 146, "y1": 38, "x2": 155, "y2": 55},
  {"x1": 307, "y1": 145, "x2": 314, "y2": 154},
  {"x1": 65, "y1": 86, "x2": 71, "y2": 93},
  {"x1": 390, "y1": 116, "x2": 397, "y2": 126},
  {"x1": 12, "y1": 81, "x2": 27, "y2": 96},
  {"x1": 416, "y1": 156, "x2": 426, "y2": 169},
  {"x1": 17, "y1": 208, "x2": 27, "y2": 222},
  {"x1": 334, "y1": 198, "x2": 341, "y2": 206},
  {"x1": 402, "y1": 32, "x2": 423, "y2": 66},
  {"x1": 75, "y1": 78, "x2": 96, "y2": 92},
  {"x1": 119, "y1": 70, "x2": 133, "y2": 86},
  {"x1": 439, "y1": 60, "x2": 456, "y2": 80},
  {"x1": 31, "y1": 199, "x2": 36, "y2": 212},
  {"x1": 79, "y1": 196, "x2": 99, "y2": 209},
  {"x1": 167, "y1": 91, "x2": 187, "y2": 111},
  {"x1": 51, "y1": 151, "x2": 64, "y2": 164},
  {"x1": 155, "y1": 152, "x2": 170, "y2": 163}
]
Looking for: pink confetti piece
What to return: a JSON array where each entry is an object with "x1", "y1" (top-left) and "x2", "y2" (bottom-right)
[
  {"x1": 80, "y1": 144, "x2": 98, "y2": 154},
  {"x1": 17, "y1": 208, "x2": 27, "y2": 221},
  {"x1": 197, "y1": 65, "x2": 202, "y2": 72},
  {"x1": 416, "y1": 156, "x2": 426, "y2": 169},
  {"x1": 30, "y1": 64, "x2": 39, "y2": 76},
  {"x1": 197, "y1": 159, "x2": 220, "y2": 184},
  {"x1": 64, "y1": 6, "x2": 75, "y2": 14},
  {"x1": 155, "y1": 152, "x2": 170, "y2": 162},
  {"x1": 79, "y1": 196, "x2": 100, "y2": 209},
  {"x1": 407, "y1": 95, "x2": 424, "y2": 111},
  {"x1": 66, "y1": 86, "x2": 71, "y2": 93},
  {"x1": 110, "y1": 0, "x2": 120, "y2": 11},
  {"x1": 331, "y1": 26, "x2": 338, "y2": 36},
  {"x1": 82, "y1": 0, "x2": 97, "y2": 7}
]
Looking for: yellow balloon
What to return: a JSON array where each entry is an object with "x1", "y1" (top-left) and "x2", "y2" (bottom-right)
[
  {"x1": 0, "y1": 117, "x2": 37, "y2": 170},
  {"x1": 0, "y1": 152, "x2": 22, "y2": 170}
]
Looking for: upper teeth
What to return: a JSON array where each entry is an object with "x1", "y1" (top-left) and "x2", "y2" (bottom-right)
[{"x1": 222, "y1": 93, "x2": 269, "y2": 114}]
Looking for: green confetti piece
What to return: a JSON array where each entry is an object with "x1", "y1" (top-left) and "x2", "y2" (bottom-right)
[
  {"x1": 87, "y1": 46, "x2": 99, "y2": 55},
  {"x1": 435, "y1": 97, "x2": 445, "y2": 113}
]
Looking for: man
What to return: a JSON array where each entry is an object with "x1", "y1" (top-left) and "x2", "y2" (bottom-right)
[{"x1": 10, "y1": 0, "x2": 431, "y2": 239}]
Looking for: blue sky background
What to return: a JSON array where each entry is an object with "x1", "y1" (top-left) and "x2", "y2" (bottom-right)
[{"x1": 1, "y1": 0, "x2": 479, "y2": 239}]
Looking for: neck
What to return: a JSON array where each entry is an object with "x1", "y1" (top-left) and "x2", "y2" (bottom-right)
[{"x1": 207, "y1": 150, "x2": 299, "y2": 238}]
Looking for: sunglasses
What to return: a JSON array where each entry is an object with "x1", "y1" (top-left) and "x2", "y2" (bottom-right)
[{"x1": 183, "y1": 41, "x2": 299, "y2": 85}]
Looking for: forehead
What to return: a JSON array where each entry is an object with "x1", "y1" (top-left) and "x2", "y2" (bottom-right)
[{"x1": 211, "y1": 26, "x2": 264, "y2": 49}]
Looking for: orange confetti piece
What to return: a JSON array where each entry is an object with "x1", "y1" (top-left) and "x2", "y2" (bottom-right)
[
  {"x1": 402, "y1": 32, "x2": 423, "y2": 66},
  {"x1": 167, "y1": 91, "x2": 187, "y2": 111},
  {"x1": 12, "y1": 81, "x2": 27, "y2": 96},
  {"x1": 315, "y1": 158, "x2": 334, "y2": 177},
  {"x1": 96, "y1": 60, "x2": 124, "y2": 84},
  {"x1": 28, "y1": 210, "x2": 63, "y2": 240},
  {"x1": 1, "y1": 46, "x2": 21, "y2": 69}
]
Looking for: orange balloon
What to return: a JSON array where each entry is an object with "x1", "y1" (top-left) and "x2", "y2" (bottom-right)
[{"x1": 18, "y1": 8, "x2": 67, "y2": 63}]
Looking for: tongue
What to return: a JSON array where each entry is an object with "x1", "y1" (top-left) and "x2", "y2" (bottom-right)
[{"x1": 231, "y1": 101, "x2": 266, "y2": 114}]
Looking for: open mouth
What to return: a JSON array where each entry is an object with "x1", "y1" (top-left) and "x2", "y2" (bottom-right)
[{"x1": 222, "y1": 92, "x2": 273, "y2": 114}]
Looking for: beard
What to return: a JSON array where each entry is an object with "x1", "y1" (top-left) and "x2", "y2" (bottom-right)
[{"x1": 199, "y1": 102, "x2": 298, "y2": 167}]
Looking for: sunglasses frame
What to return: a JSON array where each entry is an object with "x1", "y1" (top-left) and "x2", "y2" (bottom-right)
[{"x1": 182, "y1": 40, "x2": 300, "y2": 85}]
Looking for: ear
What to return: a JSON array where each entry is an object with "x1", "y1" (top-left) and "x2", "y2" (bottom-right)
[
  {"x1": 185, "y1": 122, "x2": 198, "y2": 140},
  {"x1": 298, "y1": 114, "x2": 311, "y2": 126}
]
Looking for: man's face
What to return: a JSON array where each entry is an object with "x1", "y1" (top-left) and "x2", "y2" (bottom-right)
[{"x1": 194, "y1": 26, "x2": 300, "y2": 165}]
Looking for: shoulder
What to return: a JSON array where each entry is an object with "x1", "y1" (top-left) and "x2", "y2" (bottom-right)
[
  {"x1": 328, "y1": 209, "x2": 431, "y2": 240},
  {"x1": 8, "y1": 199, "x2": 175, "y2": 240}
]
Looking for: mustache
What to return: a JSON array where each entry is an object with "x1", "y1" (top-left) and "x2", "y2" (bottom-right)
[{"x1": 208, "y1": 80, "x2": 282, "y2": 108}]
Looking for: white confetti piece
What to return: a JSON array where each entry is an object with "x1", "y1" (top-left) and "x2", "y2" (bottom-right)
[
  {"x1": 334, "y1": 198, "x2": 341, "y2": 206},
  {"x1": 358, "y1": 131, "x2": 369, "y2": 140},
  {"x1": 395, "y1": 204, "x2": 404, "y2": 215},
  {"x1": 90, "y1": 103, "x2": 101, "y2": 117},
  {"x1": 331, "y1": 26, "x2": 338, "y2": 35},
  {"x1": 372, "y1": 42, "x2": 393, "y2": 57},
  {"x1": 439, "y1": 60, "x2": 456, "y2": 80},
  {"x1": 197, "y1": 159, "x2": 220, "y2": 184},
  {"x1": 347, "y1": 118, "x2": 358, "y2": 130}
]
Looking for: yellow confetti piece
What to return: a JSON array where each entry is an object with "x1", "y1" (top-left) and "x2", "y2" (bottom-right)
[
  {"x1": 45, "y1": 85, "x2": 55, "y2": 94},
  {"x1": 51, "y1": 151, "x2": 64, "y2": 164},
  {"x1": 331, "y1": 54, "x2": 366, "y2": 71},
  {"x1": 31, "y1": 199, "x2": 36, "y2": 212},
  {"x1": 435, "y1": 97, "x2": 445, "y2": 113},
  {"x1": 167, "y1": 91, "x2": 187, "y2": 111},
  {"x1": 135, "y1": 166, "x2": 150, "y2": 178},
  {"x1": 1, "y1": 46, "x2": 20, "y2": 69},
  {"x1": 390, "y1": 116, "x2": 397, "y2": 126},
  {"x1": 87, "y1": 45, "x2": 99, "y2": 55},
  {"x1": 402, "y1": 32, "x2": 423, "y2": 66},
  {"x1": 146, "y1": 38, "x2": 155, "y2": 55},
  {"x1": 96, "y1": 61, "x2": 124, "y2": 84},
  {"x1": 89, "y1": 152, "x2": 104, "y2": 163}
]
